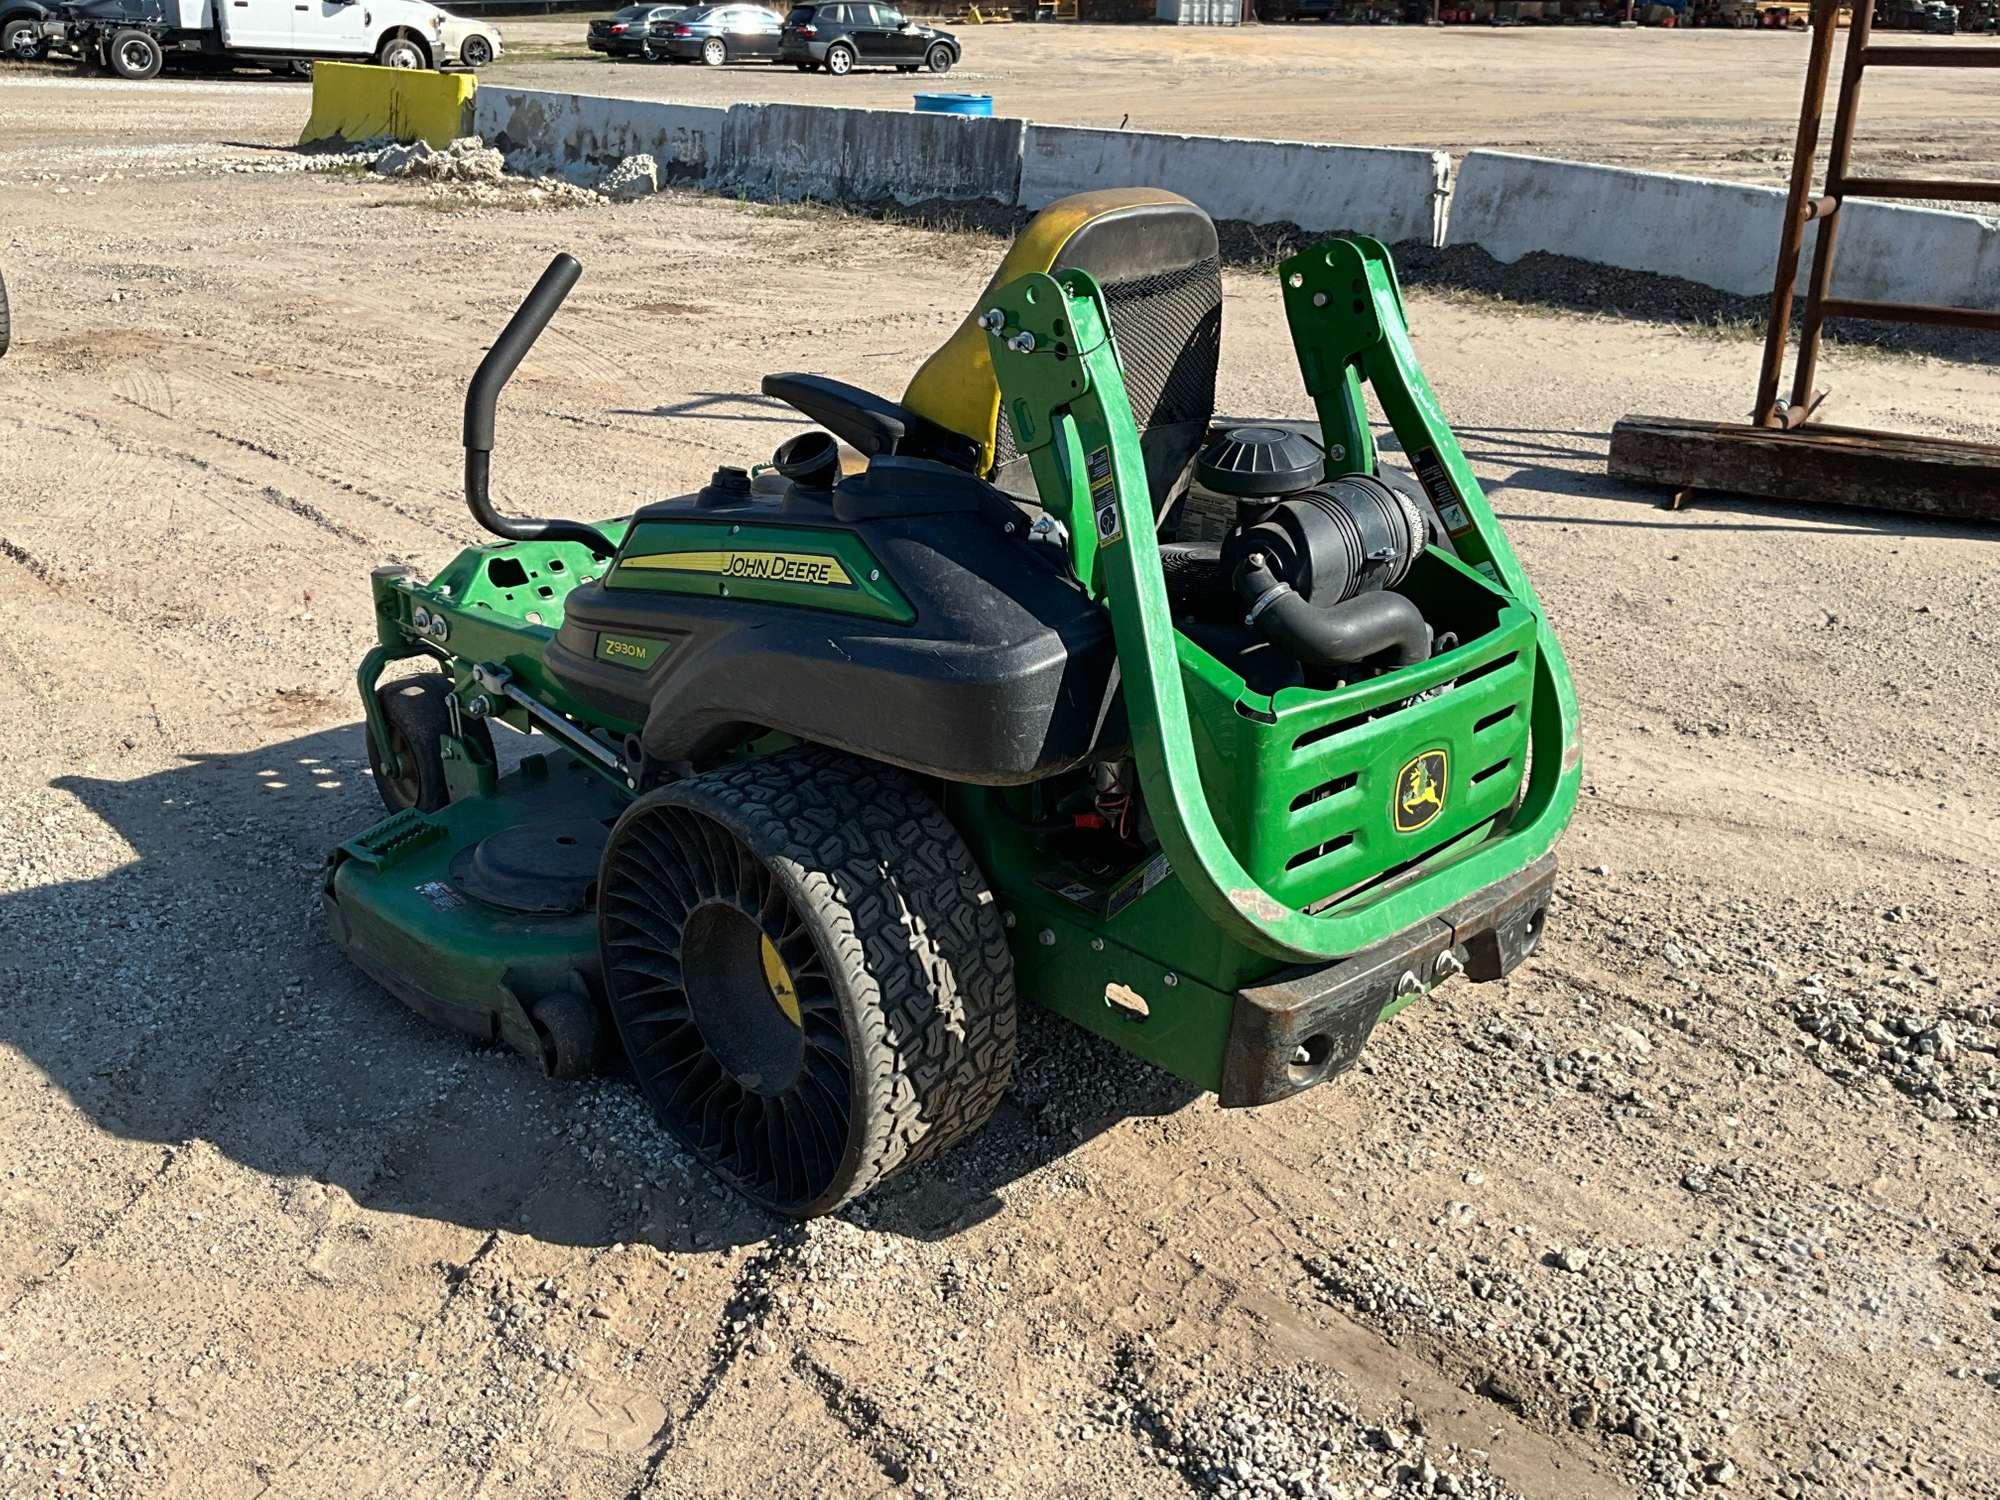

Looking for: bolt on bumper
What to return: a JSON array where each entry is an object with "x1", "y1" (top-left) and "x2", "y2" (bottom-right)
[{"x1": 1217, "y1": 852, "x2": 1558, "y2": 1108}]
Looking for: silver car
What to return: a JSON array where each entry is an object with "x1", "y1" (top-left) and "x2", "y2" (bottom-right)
[{"x1": 647, "y1": 3, "x2": 782, "y2": 65}]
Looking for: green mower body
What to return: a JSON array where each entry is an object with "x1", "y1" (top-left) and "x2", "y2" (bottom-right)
[{"x1": 324, "y1": 196, "x2": 1579, "y2": 1215}]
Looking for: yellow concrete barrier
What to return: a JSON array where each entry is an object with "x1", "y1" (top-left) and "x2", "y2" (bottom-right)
[{"x1": 299, "y1": 63, "x2": 476, "y2": 150}]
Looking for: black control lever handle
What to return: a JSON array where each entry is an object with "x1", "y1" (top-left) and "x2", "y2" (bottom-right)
[
  {"x1": 462, "y1": 253, "x2": 616, "y2": 558},
  {"x1": 465, "y1": 252, "x2": 579, "y2": 454}
]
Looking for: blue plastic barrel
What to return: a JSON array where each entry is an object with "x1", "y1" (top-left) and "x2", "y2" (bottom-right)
[{"x1": 913, "y1": 93, "x2": 993, "y2": 116}]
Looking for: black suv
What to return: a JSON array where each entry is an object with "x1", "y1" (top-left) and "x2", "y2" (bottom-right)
[{"x1": 779, "y1": 2, "x2": 958, "y2": 76}]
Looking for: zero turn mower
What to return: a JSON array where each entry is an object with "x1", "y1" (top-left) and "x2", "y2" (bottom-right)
[{"x1": 324, "y1": 189, "x2": 1581, "y2": 1217}]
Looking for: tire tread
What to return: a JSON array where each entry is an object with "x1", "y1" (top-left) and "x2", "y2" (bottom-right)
[{"x1": 648, "y1": 748, "x2": 1017, "y2": 1213}]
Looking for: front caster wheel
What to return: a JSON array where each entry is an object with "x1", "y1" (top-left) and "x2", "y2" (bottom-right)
[
  {"x1": 597, "y1": 749, "x2": 1017, "y2": 1217},
  {"x1": 366, "y1": 675, "x2": 496, "y2": 815}
]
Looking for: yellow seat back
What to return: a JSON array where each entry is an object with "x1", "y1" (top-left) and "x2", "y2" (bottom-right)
[{"x1": 902, "y1": 188, "x2": 1222, "y2": 501}]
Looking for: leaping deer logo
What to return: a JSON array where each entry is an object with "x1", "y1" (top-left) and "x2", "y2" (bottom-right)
[{"x1": 1394, "y1": 750, "x2": 1449, "y2": 833}]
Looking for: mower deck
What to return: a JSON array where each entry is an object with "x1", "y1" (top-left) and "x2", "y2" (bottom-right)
[{"x1": 324, "y1": 747, "x2": 619, "y2": 1074}]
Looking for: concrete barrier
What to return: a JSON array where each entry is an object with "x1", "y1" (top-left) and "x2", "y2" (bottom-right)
[
  {"x1": 1446, "y1": 150, "x2": 2000, "y2": 311},
  {"x1": 720, "y1": 103, "x2": 1024, "y2": 206},
  {"x1": 1021, "y1": 126, "x2": 1449, "y2": 246},
  {"x1": 1836, "y1": 200, "x2": 2000, "y2": 313},
  {"x1": 298, "y1": 62, "x2": 475, "y2": 150},
  {"x1": 473, "y1": 87, "x2": 724, "y2": 183}
]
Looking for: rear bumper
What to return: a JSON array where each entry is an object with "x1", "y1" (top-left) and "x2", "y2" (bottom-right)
[{"x1": 1217, "y1": 851, "x2": 1556, "y2": 1107}]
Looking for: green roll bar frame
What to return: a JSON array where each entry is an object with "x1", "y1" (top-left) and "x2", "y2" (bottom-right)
[{"x1": 981, "y1": 236, "x2": 1582, "y2": 964}]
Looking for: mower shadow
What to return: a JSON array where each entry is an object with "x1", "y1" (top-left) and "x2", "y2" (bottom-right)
[{"x1": 13, "y1": 723, "x2": 1189, "y2": 1254}]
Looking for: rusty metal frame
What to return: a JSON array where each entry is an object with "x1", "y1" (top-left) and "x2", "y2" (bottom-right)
[
  {"x1": 1755, "y1": 0, "x2": 2000, "y2": 428},
  {"x1": 1608, "y1": 0, "x2": 2000, "y2": 520}
]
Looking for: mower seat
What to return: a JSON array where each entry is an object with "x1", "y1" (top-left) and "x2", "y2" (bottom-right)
[
  {"x1": 902, "y1": 187, "x2": 1223, "y2": 515},
  {"x1": 760, "y1": 189, "x2": 1222, "y2": 515}
]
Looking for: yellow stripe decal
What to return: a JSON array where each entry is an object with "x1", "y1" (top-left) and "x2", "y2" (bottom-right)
[{"x1": 620, "y1": 550, "x2": 854, "y2": 588}]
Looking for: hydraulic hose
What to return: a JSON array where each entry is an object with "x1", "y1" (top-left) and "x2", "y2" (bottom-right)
[{"x1": 1237, "y1": 556, "x2": 1431, "y2": 671}]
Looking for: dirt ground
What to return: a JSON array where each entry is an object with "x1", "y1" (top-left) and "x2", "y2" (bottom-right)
[
  {"x1": 492, "y1": 19, "x2": 2000, "y2": 186},
  {"x1": 3, "y1": 68, "x2": 2000, "y2": 1500}
]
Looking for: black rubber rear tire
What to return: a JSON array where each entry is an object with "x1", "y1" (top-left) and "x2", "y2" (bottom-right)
[
  {"x1": 824, "y1": 41, "x2": 853, "y2": 74},
  {"x1": 366, "y1": 675, "x2": 495, "y2": 815},
  {"x1": 597, "y1": 748, "x2": 1017, "y2": 1217},
  {"x1": 108, "y1": 27, "x2": 163, "y2": 80}
]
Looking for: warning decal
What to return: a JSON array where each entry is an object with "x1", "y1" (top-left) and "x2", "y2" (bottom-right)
[
  {"x1": 1409, "y1": 448, "x2": 1475, "y2": 538},
  {"x1": 1086, "y1": 444, "x2": 1122, "y2": 546}
]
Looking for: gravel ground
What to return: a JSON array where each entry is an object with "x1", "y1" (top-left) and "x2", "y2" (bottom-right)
[{"x1": 1, "y1": 127, "x2": 1998, "y2": 1500}]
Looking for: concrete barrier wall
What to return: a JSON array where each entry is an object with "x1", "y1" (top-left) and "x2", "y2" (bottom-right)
[
  {"x1": 719, "y1": 103, "x2": 1024, "y2": 206},
  {"x1": 448, "y1": 89, "x2": 2000, "y2": 317},
  {"x1": 1446, "y1": 150, "x2": 2000, "y2": 311},
  {"x1": 1022, "y1": 125, "x2": 1449, "y2": 246},
  {"x1": 473, "y1": 87, "x2": 724, "y2": 182},
  {"x1": 1837, "y1": 200, "x2": 2000, "y2": 313}
]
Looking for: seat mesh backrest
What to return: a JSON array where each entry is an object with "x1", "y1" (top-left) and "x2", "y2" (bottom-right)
[{"x1": 993, "y1": 254, "x2": 1223, "y2": 475}]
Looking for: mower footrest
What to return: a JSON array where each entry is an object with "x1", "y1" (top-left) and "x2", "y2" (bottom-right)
[{"x1": 1217, "y1": 853, "x2": 1557, "y2": 1108}]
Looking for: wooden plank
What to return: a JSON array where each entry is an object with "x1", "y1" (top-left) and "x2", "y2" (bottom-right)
[
  {"x1": 1607, "y1": 415, "x2": 2000, "y2": 522},
  {"x1": 1860, "y1": 44, "x2": 2000, "y2": 67},
  {"x1": 1815, "y1": 298, "x2": 2000, "y2": 332}
]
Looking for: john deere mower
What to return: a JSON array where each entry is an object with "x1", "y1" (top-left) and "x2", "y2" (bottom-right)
[{"x1": 324, "y1": 189, "x2": 1580, "y2": 1217}]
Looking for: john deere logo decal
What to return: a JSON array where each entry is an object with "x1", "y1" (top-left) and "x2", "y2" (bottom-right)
[
  {"x1": 1393, "y1": 750, "x2": 1449, "y2": 834},
  {"x1": 620, "y1": 550, "x2": 853, "y2": 588}
]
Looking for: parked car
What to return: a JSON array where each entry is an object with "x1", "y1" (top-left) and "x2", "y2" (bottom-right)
[
  {"x1": 780, "y1": 2, "x2": 957, "y2": 76},
  {"x1": 440, "y1": 8, "x2": 500, "y2": 66},
  {"x1": 648, "y1": 2, "x2": 780, "y2": 64},
  {"x1": 588, "y1": 3, "x2": 680, "y2": 57},
  {"x1": 2, "y1": 0, "x2": 53, "y2": 58}
]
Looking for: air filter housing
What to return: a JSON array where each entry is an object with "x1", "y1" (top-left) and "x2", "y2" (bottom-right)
[{"x1": 1195, "y1": 425, "x2": 1325, "y2": 499}]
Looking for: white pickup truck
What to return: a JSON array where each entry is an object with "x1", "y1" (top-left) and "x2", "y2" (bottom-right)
[{"x1": 49, "y1": 0, "x2": 498, "y2": 79}]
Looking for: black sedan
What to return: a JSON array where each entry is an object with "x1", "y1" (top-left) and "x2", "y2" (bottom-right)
[
  {"x1": 648, "y1": 3, "x2": 782, "y2": 65},
  {"x1": 588, "y1": 4, "x2": 683, "y2": 58}
]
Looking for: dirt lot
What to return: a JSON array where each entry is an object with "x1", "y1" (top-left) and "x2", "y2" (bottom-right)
[
  {"x1": 492, "y1": 20, "x2": 2000, "y2": 186},
  {"x1": 3, "y1": 69, "x2": 2000, "y2": 1500},
  {"x1": 6, "y1": 21, "x2": 2000, "y2": 185}
]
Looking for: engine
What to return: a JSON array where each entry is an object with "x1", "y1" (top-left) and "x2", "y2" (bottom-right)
[{"x1": 1169, "y1": 425, "x2": 1434, "y2": 687}]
